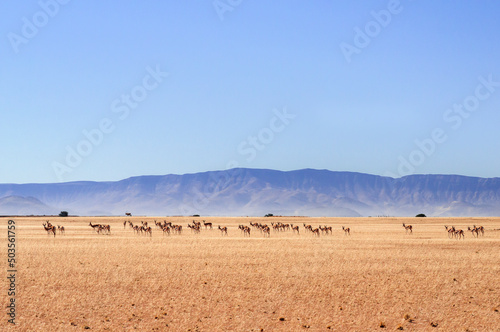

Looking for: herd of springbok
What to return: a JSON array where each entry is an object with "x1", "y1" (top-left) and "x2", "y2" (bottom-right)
[
  {"x1": 444, "y1": 225, "x2": 485, "y2": 239},
  {"x1": 40, "y1": 219, "x2": 487, "y2": 239},
  {"x1": 42, "y1": 221, "x2": 64, "y2": 237}
]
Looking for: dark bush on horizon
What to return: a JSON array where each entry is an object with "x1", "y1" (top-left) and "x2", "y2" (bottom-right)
[
  {"x1": 416, "y1": 213, "x2": 426, "y2": 217},
  {"x1": 59, "y1": 211, "x2": 68, "y2": 217}
]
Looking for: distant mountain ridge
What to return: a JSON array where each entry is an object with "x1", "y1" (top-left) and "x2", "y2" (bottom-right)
[{"x1": 0, "y1": 168, "x2": 499, "y2": 217}]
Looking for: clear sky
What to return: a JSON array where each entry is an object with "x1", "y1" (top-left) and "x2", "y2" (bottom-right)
[{"x1": 1, "y1": 0, "x2": 499, "y2": 184}]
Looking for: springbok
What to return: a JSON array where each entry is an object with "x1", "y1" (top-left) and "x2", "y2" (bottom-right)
[
  {"x1": 455, "y1": 229, "x2": 465, "y2": 240},
  {"x1": 89, "y1": 222, "x2": 101, "y2": 232},
  {"x1": 203, "y1": 220, "x2": 213, "y2": 229},
  {"x1": 218, "y1": 225, "x2": 228, "y2": 236},
  {"x1": 262, "y1": 226, "x2": 271, "y2": 237},
  {"x1": 402, "y1": 223, "x2": 413, "y2": 234},
  {"x1": 57, "y1": 225, "x2": 65, "y2": 235},
  {"x1": 342, "y1": 226, "x2": 350, "y2": 235},
  {"x1": 468, "y1": 226, "x2": 478, "y2": 238},
  {"x1": 43, "y1": 223, "x2": 56, "y2": 237}
]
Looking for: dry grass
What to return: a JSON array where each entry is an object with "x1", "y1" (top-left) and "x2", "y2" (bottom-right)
[{"x1": 1, "y1": 216, "x2": 499, "y2": 331}]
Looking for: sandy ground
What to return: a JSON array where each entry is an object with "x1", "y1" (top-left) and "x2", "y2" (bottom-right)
[{"x1": 1, "y1": 216, "x2": 499, "y2": 331}]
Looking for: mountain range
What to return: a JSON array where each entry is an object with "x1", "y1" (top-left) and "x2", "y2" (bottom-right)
[{"x1": 1, "y1": 168, "x2": 499, "y2": 217}]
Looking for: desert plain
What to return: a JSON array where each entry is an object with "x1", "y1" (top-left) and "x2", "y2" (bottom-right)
[{"x1": 1, "y1": 216, "x2": 499, "y2": 331}]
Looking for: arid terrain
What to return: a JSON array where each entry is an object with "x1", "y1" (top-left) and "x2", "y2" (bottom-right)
[{"x1": 1, "y1": 216, "x2": 499, "y2": 331}]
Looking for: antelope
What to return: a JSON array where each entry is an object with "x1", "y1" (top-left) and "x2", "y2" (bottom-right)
[
  {"x1": 468, "y1": 226, "x2": 478, "y2": 238},
  {"x1": 446, "y1": 226, "x2": 456, "y2": 239},
  {"x1": 171, "y1": 225, "x2": 182, "y2": 235},
  {"x1": 188, "y1": 224, "x2": 201, "y2": 234},
  {"x1": 292, "y1": 225, "x2": 299, "y2": 234},
  {"x1": 218, "y1": 225, "x2": 228, "y2": 236},
  {"x1": 262, "y1": 226, "x2": 270, "y2": 237},
  {"x1": 203, "y1": 220, "x2": 213, "y2": 229},
  {"x1": 57, "y1": 225, "x2": 65, "y2": 235},
  {"x1": 89, "y1": 222, "x2": 101, "y2": 232},
  {"x1": 342, "y1": 226, "x2": 350, "y2": 235},
  {"x1": 144, "y1": 226, "x2": 152, "y2": 237},
  {"x1": 303, "y1": 224, "x2": 313, "y2": 233},
  {"x1": 475, "y1": 225, "x2": 485, "y2": 236},
  {"x1": 242, "y1": 226, "x2": 251, "y2": 237},
  {"x1": 319, "y1": 225, "x2": 332, "y2": 235},
  {"x1": 311, "y1": 228, "x2": 320, "y2": 237},
  {"x1": 454, "y1": 229, "x2": 465, "y2": 240},
  {"x1": 402, "y1": 223, "x2": 413, "y2": 234},
  {"x1": 101, "y1": 224, "x2": 111, "y2": 235},
  {"x1": 162, "y1": 226, "x2": 171, "y2": 236},
  {"x1": 43, "y1": 223, "x2": 56, "y2": 237},
  {"x1": 133, "y1": 225, "x2": 140, "y2": 234}
]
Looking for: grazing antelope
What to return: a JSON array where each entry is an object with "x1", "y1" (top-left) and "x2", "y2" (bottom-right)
[
  {"x1": 218, "y1": 225, "x2": 228, "y2": 236},
  {"x1": 342, "y1": 226, "x2": 350, "y2": 235},
  {"x1": 475, "y1": 225, "x2": 485, "y2": 236},
  {"x1": 162, "y1": 226, "x2": 171, "y2": 236},
  {"x1": 292, "y1": 225, "x2": 299, "y2": 234},
  {"x1": 203, "y1": 220, "x2": 213, "y2": 230},
  {"x1": 144, "y1": 226, "x2": 152, "y2": 237},
  {"x1": 311, "y1": 228, "x2": 320, "y2": 237},
  {"x1": 402, "y1": 223, "x2": 413, "y2": 234}
]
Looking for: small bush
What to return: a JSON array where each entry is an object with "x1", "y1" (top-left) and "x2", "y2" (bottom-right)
[
  {"x1": 416, "y1": 213, "x2": 426, "y2": 217},
  {"x1": 59, "y1": 211, "x2": 69, "y2": 217}
]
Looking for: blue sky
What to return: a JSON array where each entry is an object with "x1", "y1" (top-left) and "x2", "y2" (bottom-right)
[{"x1": 1, "y1": 0, "x2": 499, "y2": 184}]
